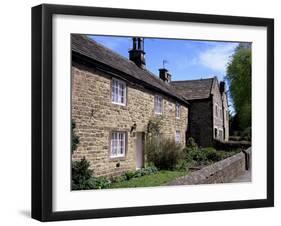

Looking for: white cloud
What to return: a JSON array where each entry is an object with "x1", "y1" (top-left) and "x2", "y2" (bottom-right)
[{"x1": 197, "y1": 43, "x2": 238, "y2": 74}]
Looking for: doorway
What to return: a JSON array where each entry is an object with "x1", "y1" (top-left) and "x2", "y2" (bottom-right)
[{"x1": 135, "y1": 132, "x2": 144, "y2": 169}]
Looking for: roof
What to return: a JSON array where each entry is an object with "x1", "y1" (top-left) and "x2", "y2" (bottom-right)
[
  {"x1": 71, "y1": 34, "x2": 188, "y2": 105},
  {"x1": 171, "y1": 78, "x2": 214, "y2": 100}
]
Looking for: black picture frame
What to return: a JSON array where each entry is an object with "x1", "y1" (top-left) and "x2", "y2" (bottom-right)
[{"x1": 32, "y1": 3, "x2": 274, "y2": 222}]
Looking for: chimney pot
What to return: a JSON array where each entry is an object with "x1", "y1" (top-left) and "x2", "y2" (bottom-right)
[
  {"x1": 159, "y1": 68, "x2": 171, "y2": 83},
  {"x1": 129, "y1": 37, "x2": 146, "y2": 68},
  {"x1": 220, "y1": 81, "x2": 226, "y2": 93}
]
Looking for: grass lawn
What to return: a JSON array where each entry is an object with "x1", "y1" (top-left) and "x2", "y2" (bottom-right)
[{"x1": 109, "y1": 170, "x2": 187, "y2": 189}]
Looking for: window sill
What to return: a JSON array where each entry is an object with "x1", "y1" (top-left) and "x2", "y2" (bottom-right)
[
  {"x1": 112, "y1": 102, "x2": 128, "y2": 110},
  {"x1": 109, "y1": 156, "x2": 126, "y2": 162},
  {"x1": 112, "y1": 101, "x2": 126, "y2": 106}
]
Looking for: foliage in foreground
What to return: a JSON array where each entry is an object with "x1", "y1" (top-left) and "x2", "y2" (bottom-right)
[
  {"x1": 226, "y1": 44, "x2": 252, "y2": 130},
  {"x1": 110, "y1": 170, "x2": 186, "y2": 189},
  {"x1": 183, "y1": 137, "x2": 239, "y2": 167},
  {"x1": 145, "y1": 136, "x2": 184, "y2": 170},
  {"x1": 241, "y1": 127, "x2": 251, "y2": 141},
  {"x1": 72, "y1": 159, "x2": 159, "y2": 190},
  {"x1": 72, "y1": 158, "x2": 111, "y2": 190},
  {"x1": 72, "y1": 157, "x2": 94, "y2": 190},
  {"x1": 118, "y1": 166, "x2": 158, "y2": 181},
  {"x1": 72, "y1": 137, "x2": 239, "y2": 190}
]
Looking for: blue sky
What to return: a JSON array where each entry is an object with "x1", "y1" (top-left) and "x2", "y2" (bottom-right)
[
  {"x1": 88, "y1": 35, "x2": 241, "y2": 113},
  {"x1": 89, "y1": 35, "x2": 240, "y2": 82}
]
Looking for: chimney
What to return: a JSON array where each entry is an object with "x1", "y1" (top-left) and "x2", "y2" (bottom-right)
[
  {"x1": 129, "y1": 37, "x2": 146, "y2": 69},
  {"x1": 220, "y1": 81, "x2": 226, "y2": 93},
  {"x1": 159, "y1": 68, "x2": 172, "y2": 83}
]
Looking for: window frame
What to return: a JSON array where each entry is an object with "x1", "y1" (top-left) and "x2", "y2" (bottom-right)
[
  {"x1": 218, "y1": 129, "x2": 223, "y2": 140},
  {"x1": 175, "y1": 130, "x2": 181, "y2": 143},
  {"x1": 110, "y1": 131, "x2": 126, "y2": 158},
  {"x1": 111, "y1": 78, "x2": 127, "y2": 106},
  {"x1": 214, "y1": 127, "x2": 218, "y2": 138},
  {"x1": 154, "y1": 95, "x2": 163, "y2": 115},
  {"x1": 176, "y1": 102, "x2": 180, "y2": 119}
]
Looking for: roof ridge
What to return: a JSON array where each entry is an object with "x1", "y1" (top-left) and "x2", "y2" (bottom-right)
[
  {"x1": 85, "y1": 35, "x2": 180, "y2": 94},
  {"x1": 72, "y1": 34, "x2": 188, "y2": 104},
  {"x1": 171, "y1": 77, "x2": 215, "y2": 83},
  {"x1": 84, "y1": 35, "x2": 145, "y2": 70},
  {"x1": 143, "y1": 69, "x2": 188, "y2": 100}
]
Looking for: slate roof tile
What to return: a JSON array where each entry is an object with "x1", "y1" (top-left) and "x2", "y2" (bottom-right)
[
  {"x1": 72, "y1": 34, "x2": 188, "y2": 104},
  {"x1": 170, "y1": 78, "x2": 214, "y2": 100}
]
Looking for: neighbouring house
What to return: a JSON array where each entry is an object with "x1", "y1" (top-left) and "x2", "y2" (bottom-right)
[
  {"x1": 171, "y1": 78, "x2": 229, "y2": 147},
  {"x1": 71, "y1": 35, "x2": 189, "y2": 177}
]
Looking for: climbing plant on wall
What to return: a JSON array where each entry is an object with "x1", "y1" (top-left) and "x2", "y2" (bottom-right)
[{"x1": 72, "y1": 120, "x2": 80, "y2": 153}]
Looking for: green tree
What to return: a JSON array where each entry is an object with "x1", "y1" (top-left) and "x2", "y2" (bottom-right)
[{"x1": 226, "y1": 44, "x2": 251, "y2": 130}]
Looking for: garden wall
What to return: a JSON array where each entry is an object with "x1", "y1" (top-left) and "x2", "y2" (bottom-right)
[{"x1": 168, "y1": 147, "x2": 251, "y2": 185}]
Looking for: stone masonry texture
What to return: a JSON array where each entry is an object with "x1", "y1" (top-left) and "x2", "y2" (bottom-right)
[
  {"x1": 167, "y1": 147, "x2": 251, "y2": 185},
  {"x1": 188, "y1": 99, "x2": 213, "y2": 147},
  {"x1": 212, "y1": 79, "x2": 229, "y2": 142},
  {"x1": 71, "y1": 63, "x2": 188, "y2": 178},
  {"x1": 188, "y1": 79, "x2": 229, "y2": 147}
]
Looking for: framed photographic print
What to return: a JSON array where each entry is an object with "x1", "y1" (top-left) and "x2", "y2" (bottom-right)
[{"x1": 32, "y1": 4, "x2": 274, "y2": 222}]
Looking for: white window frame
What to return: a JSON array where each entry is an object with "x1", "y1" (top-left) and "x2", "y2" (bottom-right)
[
  {"x1": 154, "y1": 95, "x2": 163, "y2": 115},
  {"x1": 214, "y1": 127, "x2": 218, "y2": 139},
  {"x1": 110, "y1": 131, "x2": 126, "y2": 158},
  {"x1": 111, "y1": 78, "x2": 126, "y2": 106},
  {"x1": 218, "y1": 129, "x2": 223, "y2": 140},
  {"x1": 175, "y1": 130, "x2": 181, "y2": 143},
  {"x1": 176, "y1": 102, "x2": 180, "y2": 119}
]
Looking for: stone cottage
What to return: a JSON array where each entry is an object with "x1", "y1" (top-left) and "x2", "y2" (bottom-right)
[
  {"x1": 171, "y1": 78, "x2": 229, "y2": 147},
  {"x1": 71, "y1": 35, "x2": 188, "y2": 177}
]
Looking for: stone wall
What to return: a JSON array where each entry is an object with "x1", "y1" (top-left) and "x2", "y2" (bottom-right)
[
  {"x1": 222, "y1": 92, "x2": 229, "y2": 141},
  {"x1": 168, "y1": 148, "x2": 251, "y2": 185},
  {"x1": 212, "y1": 80, "x2": 224, "y2": 140},
  {"x1": 211, "y1": 79, "x2": 229, "y2": 142},
  {"x1": 72, "y1": 63, "x2": 188, "y2": 177},
  {"x1": 188, "y1": 99, "x2": 213, "y2": 147},
  {"x1": 188, "y1": 79, "x2": 230, "y2": 148}
]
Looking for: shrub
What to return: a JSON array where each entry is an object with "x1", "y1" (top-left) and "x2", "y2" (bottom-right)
[
  {"x1": 140, "y1": 166, "x2": 158, "y2": 175},
  {"x1": 124, "y1": 171, "x2": 137, "y2": 180},
  {"x1": 186, "y1": 148, "x2": 207, "y2": 165},
  {"x1": 72, "y1": 157, "x2": 112, "y2": 190},
  {"x1": 241, "y1": 127, "x2": 251, "y2": 141},
  {"x1": 121, "y1": 166, "x2": 158, "y2": 181},
  {"x1": 147, "y1": 117, "x2": 163, "y2": 136},
  {"x1": 88, "y1": 177, "x2": 111, "y2": 189},
  {"x1": 175, "y1": 159, "x2": 189, "y2": 171},
  {"x1": 186, "y1": 137, "x2": 198, "y2": 151},
  {"x1": 203, "y1": 147, "x2": 222, "y2": 162},
  {"x1": 145, "y1": 136, "x2": 184, "y2": 170},
  {"x1": 185, "y1": 146, "x2": 240, "y2": 167},
  {"x1": 72, "y1": 157, "x2": 93, "y2": 190},
  {"x1": 183, "y1": 137, "x2": 199, "y2": 155},
  {"x1": 185, "y1": 147, "x2": 224, "y2": 166},
  {"x1": 109, "y1": 166, "x2": 158, "y2": 184}
]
